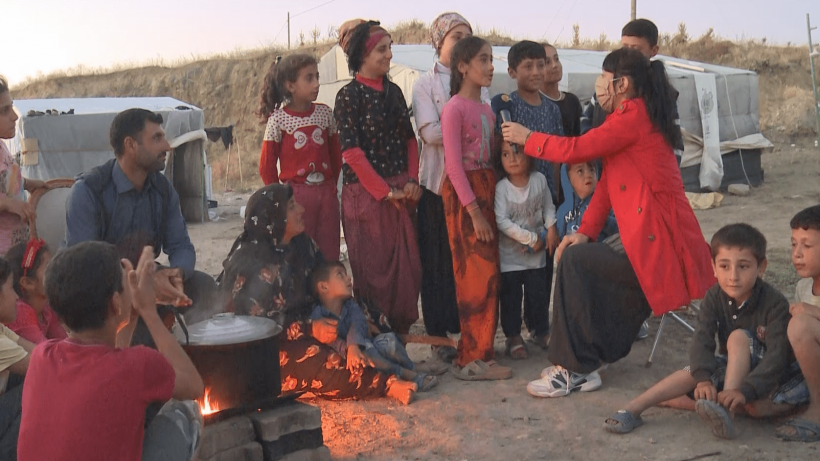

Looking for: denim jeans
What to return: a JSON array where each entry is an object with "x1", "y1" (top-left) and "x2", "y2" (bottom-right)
[{"x1": 363, "y1": 332, "x2": 414, "y2": 377}]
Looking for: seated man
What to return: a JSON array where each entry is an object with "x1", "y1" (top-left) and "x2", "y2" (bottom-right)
[
  {"x1": 0, "y1": 257, "x2": 35, "y2": 460},
  {"x1": 65, "y1": 108, "x2": 217, "y2": 341}
]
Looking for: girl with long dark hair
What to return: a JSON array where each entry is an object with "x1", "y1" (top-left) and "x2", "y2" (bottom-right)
[{"x1": 503, "y1": 47, "x2": 714, "y2": 396}]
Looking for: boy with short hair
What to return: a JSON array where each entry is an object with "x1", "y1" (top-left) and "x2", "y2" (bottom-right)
[
  {"x1": 309, "y1": 261, "x2": 443, "y2": 393},
  {"x1": 556, "y1": 161, "x2": 618, "y2": 241},
  {"x1": 580, "y1": 19, "x2": 683, "y2": 160},
  {"x1": 603, "y1": 223, "x2": 801, "y2": 439},
  {"x1": 491, "y1": 40, "x2": 564, "y2": 206},
  {"x1": 776, "y1": 205, "x2": 820, "y2": 442},
  {"x1": 18, "y1": 243, "x2": 205, "y2": 461}
]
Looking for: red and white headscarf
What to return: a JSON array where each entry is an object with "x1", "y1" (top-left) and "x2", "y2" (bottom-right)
[{"x1": 430, "y1": 12, "x2": 472, "y2": 52}]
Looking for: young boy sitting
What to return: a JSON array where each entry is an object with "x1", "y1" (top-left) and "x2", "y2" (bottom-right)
[
  {"x1": 309, "y1": 261, "x2": 444, "y2": 393},
  {"x1": 776, "y1": 205, "x2": 820, "y2": 442},
  {"x1": 17, "y1": 243, "x2": 205, "y2": 461},
  {"x1": 491, "y1": 40, "x2": 564, "y2": 205},
  {"x1": 556, "y1": 161, "x2": 618, "y2": 241},
  {"x1": 0, "y1": 257, "x2": 34, "y2": 459},
  {"x1": 603, "y1": 223, "x2": 799, "y2": 439}
]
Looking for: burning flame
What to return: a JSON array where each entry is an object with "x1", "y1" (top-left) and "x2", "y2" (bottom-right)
[{"x1": 198, "y1": 388, "x2": 220, "y2": 416}]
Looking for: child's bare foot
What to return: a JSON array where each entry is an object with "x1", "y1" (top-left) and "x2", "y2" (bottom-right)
[{"x1": 386, "y1": 378, "x2": 417, "y2": 405}]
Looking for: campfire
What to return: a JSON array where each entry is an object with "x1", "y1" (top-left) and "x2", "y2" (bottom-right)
[{"x1": 198, "y1": 388, "x2": 220, "y2": 416}]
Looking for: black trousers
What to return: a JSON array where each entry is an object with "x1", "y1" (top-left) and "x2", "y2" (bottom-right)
[
  {"x1": 131, "y1": 269, "x2": 219, "y2": 347},
  {"x1": 499, "y1": 265, "x2": 551, "y2": 338},
  {"x1": 416, "y1": 188, "x2": 460, "y2": 337},
  {"x1": 547, "y1": 243, "x2": 652, "y2": 374},
  {"x1": 0, "y1": 376, "x2": 24, "y2": 461}
]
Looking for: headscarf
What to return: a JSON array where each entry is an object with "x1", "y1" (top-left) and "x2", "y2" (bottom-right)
[
  {"x1": 338, "y1": 19, "x2": 389, "y2": 56},
  {"x1": 430, "y1": 12, "x2": 471, "y2": 52}
]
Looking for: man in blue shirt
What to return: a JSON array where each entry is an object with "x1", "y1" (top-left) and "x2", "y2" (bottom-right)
[{"x1": 65, "y1": 108, "x2": 216, "y2": 339}]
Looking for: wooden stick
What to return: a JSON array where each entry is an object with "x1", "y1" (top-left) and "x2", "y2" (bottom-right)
[{"x1": 398, "y1": 334, "x2": 457, "y2": 348}]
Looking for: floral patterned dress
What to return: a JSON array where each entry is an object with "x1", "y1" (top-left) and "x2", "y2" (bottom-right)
[
  {"x1": 0, "y1": 142, "x2": 28, "y2": 254},
  {"x1": 220, "y1": 184, "x2": 393, "y2": 400}
]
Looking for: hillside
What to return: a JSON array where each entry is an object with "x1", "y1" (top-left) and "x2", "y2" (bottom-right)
[{"x1": 12, "y1": 22, "x2": 818, "y2": 191}]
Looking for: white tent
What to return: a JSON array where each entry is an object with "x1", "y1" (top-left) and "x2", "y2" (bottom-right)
[
  {"x1": 8, "y1": 97, "x2": 211, "y2": 222},
  {"x1": 318, "y1": 44, "x2": 769, "y2": 191}
]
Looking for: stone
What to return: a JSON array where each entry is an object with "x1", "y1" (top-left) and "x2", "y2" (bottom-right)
[
  {"x1": 728, "y1": 183, "x2": 751, "y2": 196},
  {"x1": 201, "y1": 442, "x2": 263, "y2": 461},
  {"x1": 250, "y1": 402, "x2": 322, "y2": 442},
  {"x1": 260, "y1": 428, "x2": 323, "y2": 460},
  {"x1": 277, "y1": 446, "x2": 331, "y2": 461},
  {"x1": 200, "y1": 416, "x2": 256, "y2": 459}
]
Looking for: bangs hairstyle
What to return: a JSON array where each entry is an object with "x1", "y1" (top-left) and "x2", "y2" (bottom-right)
[
  {"x1": 345, "y1": 20, "x2": 383, "y2": 75},
  {"x1": 0, "y1": 258, "x2": 10, "y2": 288},
  {"x1": 257, "y1": 54, "x2": 318, "y2": 121},
  {"x1": 602, "y1": 48, "x2": 681, "y2": 150},
  {"x1": 46, "y1": 241, "x2": 124, "y2": 332},
  {"x1": 621, "y1": 19, "x2": 659, "y2": 48},
  {"x1": 0, "y1": 75, "x2": 8, "y2": 94},
  {"x1": 710, "y1": 223, "x2": 767, "y2": 264},
  {"x1": 492, "y1": 136, "x2": 534, "y2": 181},
  {"x1": 5, "y1": 241, "x2": 51, "y2": 296},
  {"x1": 508, "y1": 40, "x2": 547, "y2": 70},
  {"x1": 449, "y1": 36, "x2": 489, "y2": 96},
  {"x1": 308, "y1": 260, "x2": 346, "y2": 299},
  {"x1": 791, "y1": 205, "x2": 820, "y2": 231}
]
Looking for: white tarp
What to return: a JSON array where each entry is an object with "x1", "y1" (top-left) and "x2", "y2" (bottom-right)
[
  {"x1": 318, "y1": 45, "x2": 767, "y2": 190},
  {"x1": 692, "y1": 73, "x2": 723, "y2": 191}
]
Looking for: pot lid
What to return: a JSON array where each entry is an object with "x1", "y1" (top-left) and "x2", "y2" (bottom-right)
[{"x1": 180, "y1": 313, "x2": 282, "y2": 346}]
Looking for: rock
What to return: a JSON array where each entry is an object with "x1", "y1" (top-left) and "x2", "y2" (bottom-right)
[
  {"x1": 200, "y1": 442, "x2": 263, "y2": 461},
  {"x1": 728, "y1": 183, "x2": 751, "y2": 196},
  {"x1": 250, "y1": 401, "x2": 322, "y2": 442},
  {"x1": 200, "y1": 416, "x2": 256, "y2": 459},
  {"x1": 277, "y1": 446, "x2": 331, "y2": 461}
]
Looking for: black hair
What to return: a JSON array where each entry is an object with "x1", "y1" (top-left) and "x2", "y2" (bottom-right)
[
  {"x1": 346, "y1": 20, "x2": 382, "y2": 75},
  {"x1": 449, "y1": 36, "x2": 490, "y2": 96},
  {"x1": 109, "y1": 108, "x2": 164, "y2": 157},
  {"x1": 5, "y1": 241, "x2": 51, "y2": 297},
  {"x1": 308, "y1": 260, "x2": 347, "y2": 300},
  {"x1": 508, "y1": 40, "x2": 547, "y2": 70},
  {"x1": 710, "y1": 223, "x2": 767, "y2": 264},
  {"x1": 622, "y1": 19, "x2": 659, "y2": 48},
  {"x1": 0, "y1": 75, "x2": 8, "y2": 95},
  {"x1": 791, "y1": 205, "x2": 820, "y2": 231},
  {"x1": 0, "y1": 258, "x2": 11, "y2": 288},
  {"x1": 46, "y1": 241, "x2": 124, "y2": 332},
  {"x1": 256, "y1": 54, "x2": 319, "y2": 122},
  {"x1": 602, "y1": 48, "x2": 681, "y2": 150},
  {"x1": 492, "y1": 136, "x2": 534, "y2": 181}
]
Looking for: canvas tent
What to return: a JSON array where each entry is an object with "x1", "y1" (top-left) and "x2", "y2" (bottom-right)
[
  {"x1": 317, "y1": 44, "x2": 770, "y2": 191},
  {"x1": 8, "y1": 97, "x2": 211, "y2": 222}
]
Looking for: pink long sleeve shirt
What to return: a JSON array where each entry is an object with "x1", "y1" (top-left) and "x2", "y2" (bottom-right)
[{"x1": 441, "y1": 95, "x2": 495, "y2": 206}]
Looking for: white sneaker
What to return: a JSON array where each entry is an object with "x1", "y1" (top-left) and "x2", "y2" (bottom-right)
[
  {"x1": 528, "y1": 366, "x2": 602, "y2": 397},
  {"x1": 541, "y1": 364, "x2": 609, "y2": 377}
]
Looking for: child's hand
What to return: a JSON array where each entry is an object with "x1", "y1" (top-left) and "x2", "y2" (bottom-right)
[
  {"x1": 546, "y1": 226, "x2": 559, "y2": 256},
  {"x1": 402, "y1": 181, "x2": 422, "y2": 202},
  {"x1": 386, "y1": 188, "x2": 407, "y2": 210},
  {"x1": 128, "y1": 247, "x2": 158, "y2": 317},
  {"x1": 718, "y1": 389, "x2": 746, "y2": 413},
  {"x1": 346, "y1": 345, "x2": 372, "y2": 372},
  {"x1": 694, "y1": 381, "x2": 718, "y2": 402},
  {"x1": 530, "y1": 237, "x2": 545, "y2": 253},
  {"x1": 469, "y1": 209, "x2": 494, "y2": 242}
]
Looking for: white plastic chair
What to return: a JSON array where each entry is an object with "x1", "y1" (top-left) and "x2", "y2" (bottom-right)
[{"x1": 28, "y1": 179, "x2": 75, "y2": 252}]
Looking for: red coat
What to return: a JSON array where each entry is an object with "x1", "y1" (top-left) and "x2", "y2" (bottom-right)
[{"x1": 524, "y1": 98, "x2": 715, "y2": 315}]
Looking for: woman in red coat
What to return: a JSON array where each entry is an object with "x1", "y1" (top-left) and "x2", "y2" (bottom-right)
[{"x1": 502, "y1": 48, "x2": 714, "y2": 398}]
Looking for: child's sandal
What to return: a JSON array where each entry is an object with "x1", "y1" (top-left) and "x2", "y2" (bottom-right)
[{"x1": 505, "y1": 336, "x2": 529, "y2": 360}]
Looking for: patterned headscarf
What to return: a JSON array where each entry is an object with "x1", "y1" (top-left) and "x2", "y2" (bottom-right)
[
  {"x1": 338, "y1": 19, "x2": 389, "y2": 56},
  {"x1": 430, "y1": 12, "x2": 472, "y2": 52}
]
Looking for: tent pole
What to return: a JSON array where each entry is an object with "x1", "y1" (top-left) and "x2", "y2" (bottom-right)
[
  {"x1": 631, "y1": 0, "x2": 636, "y2": 21},
  {"x1": 808, "y1": 13, "x2": 820, "y2": 153},
  {"x1": 288, "y1": 12, "x2": 291, "y2": 50}
]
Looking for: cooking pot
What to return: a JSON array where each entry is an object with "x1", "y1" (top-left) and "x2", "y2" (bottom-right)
[{"x1": 179, "y1": 313, "x2": 283, "y2": 415}]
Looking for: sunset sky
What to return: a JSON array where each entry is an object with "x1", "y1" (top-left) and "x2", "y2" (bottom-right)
[{"x1": 5, "y1": 0, "x2": 819, "y2": 86}]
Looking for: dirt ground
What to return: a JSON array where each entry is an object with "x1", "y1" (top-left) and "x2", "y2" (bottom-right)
[{"x1": 189, "y1": 140, "x2": 820, "y2": 461}]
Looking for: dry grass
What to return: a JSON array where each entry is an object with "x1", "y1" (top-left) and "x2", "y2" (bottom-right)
[{"x1": 11, "y1": 22, "x2": 819, "y2": 190}]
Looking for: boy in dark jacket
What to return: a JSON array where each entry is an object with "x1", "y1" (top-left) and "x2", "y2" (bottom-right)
[{"x1": 602, "y1": 223, "x2": 802, "y2": 439}]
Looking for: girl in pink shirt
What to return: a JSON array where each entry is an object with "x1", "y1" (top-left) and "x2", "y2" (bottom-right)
[
  {"x1": 440, "y1": 37, "x2": 510, "y2": 380},
  {"x1": 5, "y1": 239, "x2": 66, "y2": 343}
]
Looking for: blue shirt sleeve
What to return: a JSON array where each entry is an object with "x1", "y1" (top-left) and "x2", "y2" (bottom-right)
[
  {"x1": 64, "y1": 180, "x2": 102, "y2": 248},
  {"x1": 161, "y1": 181, "x2": 196, "y2": 279},
  {"x1": 344, "y1": 300, "x2": 370, "y2": 348}
]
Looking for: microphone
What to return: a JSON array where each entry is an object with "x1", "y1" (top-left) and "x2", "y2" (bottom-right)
[{"x1": 499, "y1": 109, "x2": 518, "y2": 154}]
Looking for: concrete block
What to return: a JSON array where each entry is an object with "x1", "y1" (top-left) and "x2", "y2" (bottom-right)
[
  {"x1": 201, "y1": 442, "x2": 263, "y2": 461},
  {"x1": 200, "y1": 416, "x2": 256, "y2": 459},
  {"x1": 261, "y1": 429, "x2": 323, "y2": 460},
  {"x1": 728, "y1": 183, "x2": 750, "y2": 196},
  {"x1": 277, "y1": 446, "x2": 331, "y2": 461},
  {"x1": 250, "y1": 401, "x2": 322, "y2": 442}
]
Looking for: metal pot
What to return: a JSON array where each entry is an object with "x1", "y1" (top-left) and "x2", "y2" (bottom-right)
[{"x1": 179, "y1": 313, "x2": 283, "y2": 416}]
